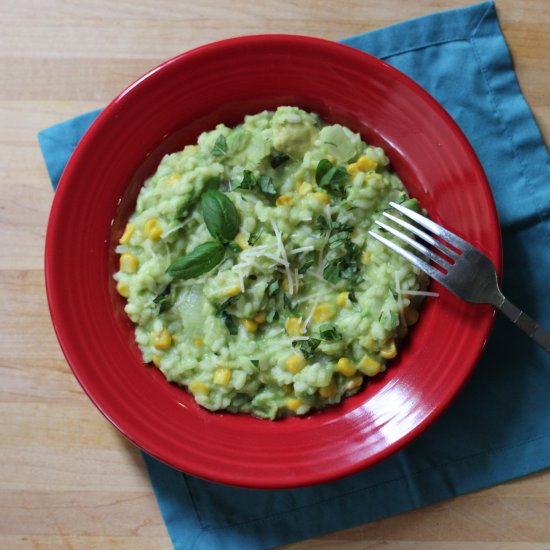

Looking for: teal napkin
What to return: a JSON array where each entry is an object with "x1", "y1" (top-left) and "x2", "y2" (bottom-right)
[{"x1": 39, "y1": 3, "x2": 550, "y2": 549}]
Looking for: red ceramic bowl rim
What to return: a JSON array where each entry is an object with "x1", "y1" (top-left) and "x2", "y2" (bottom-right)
[{"x1": 45, "y1": 34, "x2": 502, "y2": 488}]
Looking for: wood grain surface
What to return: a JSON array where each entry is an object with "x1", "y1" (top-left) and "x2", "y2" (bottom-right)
[{"x1": 1, "y1": 1, "x2": 549, "y2": 548}]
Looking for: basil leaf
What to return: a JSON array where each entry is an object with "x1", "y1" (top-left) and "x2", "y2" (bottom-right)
[
  {"x1": 319, "y1": 323, "x2": 342, "y2": 340},
  {"x1": 258, "y1": 175, "x2": 276, "y2": 196},
  {"x1": 316, "y1": 215, "x2": 330, "y2": 231},
  {"x1": 270, "y1": 150, "x2": 291, "y2": 169},
  {"x1": 221, "y1": 311, "x2": 239, "y2": 335},
  {"x1": 348, "y1": 290, "x2": 358, "y2": 303},
  {"x1": 228, "y1": 241, "x2": 241, "y2": 253},
  {"x1": 201, "y1": 190, "x2": 240, "y2": 243},
  {"x1": 297, "y1": 338, "x2": 320, "y2": 359},
  {"x1": 167, "y1": 241, "x2": 225, "y2": 280},
  {"x1": 323, "y1": 263, "x2": 341, "y2": 284},
  {"x1": 212, "y1": 134, "x2": 227, "y2": 157},
  {"x1": 251, "y1": 359, "x2": 260, "y2": 367},
  {"x1": 315, "y1": 159, "x2": 333, "y2": 185},
  {"x1": 283, "y1": 294, "x2": 299, "y2": 316},
  {"x1": 234, "y1": 170, "x2": 256, "y2": 190},
  {"x1": 298, "y1": 251, "x2": 316, "y2": 274},
  {"x1": 267, "y1": 279, "x2": 281, "y2": 297},
  {"x1": 248, "y1": 228, "x2": 263, "y2": 246},
  {"x1": 216, "y1": 294, "x2": 241, "y2": 313},
  {"x1": 153, "y1": 284, "x2": 172, "y2": 313},
  {"x1": 320, "y1": 165, "x2": 348, "y2": 187}
]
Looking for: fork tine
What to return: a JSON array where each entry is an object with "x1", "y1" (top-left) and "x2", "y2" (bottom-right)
[
  {"x1": 382, "y1": 211, "x2": 460, "y2": 260},
  {"x1": 389, "y1": 201, "x2": 471, "y2": 250},
  {"x1": 368, "y1": 230, "x2": 448, "y2": 287},
  {"x1": 374, "y1": 220, "x2": 452, "y2": 269}
]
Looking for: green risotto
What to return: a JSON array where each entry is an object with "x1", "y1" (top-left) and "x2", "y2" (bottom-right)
[{"x1": 114, "y1": 106, "x2": 428, "y2": 419}]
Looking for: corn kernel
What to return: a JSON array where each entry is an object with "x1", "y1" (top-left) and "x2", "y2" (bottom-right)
[
  {"x1": 143, "y1": 218, "x2": 157, "y2": 237},
  {"x1": 167, "y1": 173, "x2": 179, "y2": 187},
  {"x1": 151, "y1": 328, "x2": 172, "y2": 350},
  {"x1": 285, "y1": 397, "x2": 302, "y2": 412},
  {"x1": 358, "y1": 355, "x2": 382, "y2": 377},
  {"x1": 189, "y1": 380, "x2": 209, "y2": 396},
  {"x1": 346, "y1": 162, "x2": 359, "y2": 176},
  {"x1": 345, "y1": 375, "x2": 363, "y2": 391},
  {"x1": 356, "y1": 155, "x2": 378, "y2": 171},
  {"x1": 194, "y1": 338, "x2": 204, "y2": 347},
  {"x1": 405, "y1": 308, "x2": 419, "y2": 326},
  {"x1": 213, "y1": 367, "x2": 231, "y2": 385},
  {"x1": 116, "y1": 281, "x2": 129, "y2": 298},
  {"x1": 224, "y1": 286, "x2": 241, "y2": 297},
  {"x1": 336, "y1": 357, "x2": 356, "y2": 377},
  {"x1": 253, "y1": 311, "x2": 267, "y2": 324},
  {"x1": 148, "y1": 226, "x2": 162, "y2": 241},
  {"x1": 119, "y1": 223, "x2": 135, "y2": 245},
  {"x1": 286, "y1": 354, "x2": 306, "y2": 374},
  {"x1": 285, "y1": 317, "x2": 303, "y2": 337},
  {"x1": 312, "y1": 304, "x2": 335, "y2": 323},
  {"x1": 312, "y1": 192, "x2": 330, "y2": 204},
  {"x1": 151, "y1": 355, "x2": 161, "y2": 367},
  {"x1": 120, "y1": 253, "x2": 138, "y2": 273},
  {"x1": 380, "y1": 341, "x2": 397, "y2": 359},
  {"x1": 276, "y1": 195, "x2": 293, "y2": 207},
  {"x1": 337, "y1": 292, "x2": 349, "y2": 307},
  {"x1": 297, "y1": 182, "x2": 313, "y2": 195},
  {"x1": 361, "y1": 251, "x2": 371, "y2": 265},
  {"x1": 319, "y1": 379, "x2": 337, "y2": 398},
  {"x1": 243, "y1": 318, "x2": 258, "y2": 333},
  {"x1": 235, "y1": 231, "x2": 250, "y2": 250}
]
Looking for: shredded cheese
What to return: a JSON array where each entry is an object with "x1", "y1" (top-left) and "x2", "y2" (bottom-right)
[
  {"x1": 289, "y1": 246, "x2": 315, "y2": 254},
  {"x1": 301, "y1": 299, "x2": 319, "y2": 334}
]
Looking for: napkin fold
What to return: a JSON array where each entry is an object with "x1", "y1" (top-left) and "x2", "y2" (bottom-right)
[{"x1": 39, "y1": 2, "x2": 550, "y2": 549}]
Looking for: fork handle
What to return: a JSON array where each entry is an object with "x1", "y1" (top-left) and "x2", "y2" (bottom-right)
[{"x1": 497, "y1": 298, "x2": 550, "y2": 353}]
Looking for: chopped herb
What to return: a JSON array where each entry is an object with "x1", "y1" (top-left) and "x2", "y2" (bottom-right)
[
  {"x1": 283, "y1": 294, "x2": 299, "y2": 316},
  {"x1": 270, "y1": 150, "x2": 291, "y2": 169},
  {"x1": 315, "y1": 159, "x2": 333, "y2": 184},
  {"x1": 297, "y1": 338, "x2": 321, "y2": 359},
  {"x1": 234, "y1": 170, "x2": 256, "y2": 190},
  {"x1": 323, "y1": 263, "x2": 341, "y2": 284},
  {"x1": 319, "y1": 323, "x2": 342, "y2": 340},
  {"x1": 258, "y1": 175, "x2": 276, "y2": 196},
  {"x1": 248, "y1": 228, "x2": 263, "y2": 246},
  {"x1": 221, "y1": 311, "x2": 239, "y2": 335},
  {"x1": 348, "y1": 290, "x2": 357, "y2": 303},
  {"x1": 251, "y1": 359, "x2": 260, "y2": 367},
  {"x1": 323, "y1": 141, "x2": 338, "y2": 147},
  {"x1": 153, "y1": 284, "x2": 172, "y2": 313},
  {"x1": 315, "y1": 159, "x2": 349, "y2": 198},
  {"x1": 216, "y1": 294, "x2": 241, "y2": 313},
  {"x1": 266, "y1": 308, "x2": 279, "y2": 323},
  {"x1": 212, "y1": 134, "x2": 227, "y2": 157},
  {"x1": 298, "y1": 251, "x2": 316, "y2": 274},
  {"x1": 316, "y1": 215, "x2": 330, "y2": 231},
  {"x1": 267, "y1": 279, "x2": 281, "y2": 297}
]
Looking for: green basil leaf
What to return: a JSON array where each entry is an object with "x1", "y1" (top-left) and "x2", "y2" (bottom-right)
[
  {"x1": 228, "y1": 241, "x2": 241, "y2": 253},
  {"x1": 321, "y1": 165, "x2": 348, "y2": 187},
  {"x1": 298, "y1": 251, "x2": 316, "y2": 274},
  {"x1": 323, "y1": 262, "x2": 341, "y2": 283},
  {"x1": 251, "y1": 359, "x2": 260, "y2": 367},
  {"x1": 283, "y1": 294, "x2": 299, "y2": 316},
  {"x1": 167, "y1": 241, "x2": 225, "y2": 280},
  {"x1": 267, "y1": 279, "x2": 281, "y2": 297},
  {"x1": 248, "y1": 228, "x2": 263, "y2": 246},
  {"x1": 319, "y1": 323, "x2": 342, "y2": 340},
  {"x1": 216, "y1": 294, "x2": 241, "y2": 314},
  {"x1": 221, "y1": 311, "x2": 239, "y2": 335},
  {"x1": 270, "y1": 150, "x2": 291, "y2": 169},
  {"x1": 348, "y1": 290, "x2": 357, "y2": 303},
  {"x1": 315, "y1": 159, "x2": 333, "y2": 185},
  {"x1": 297, "y1": 338, "x2": 321, "y2": 359},
  {"x1": 153, "y1": 284, "x2": 172, "y2": 313},
  {"x1": 201, "y1": 190, "x2": 240, "y2": 243},
  {"x1": 212, "y1": 134, "x2": 227, "y2": 157},
  {"x1": 258, "y1": 175, "x2": 276, "y2": 196},
  {"x1": 234, "y1": 170, "x2": 256, "y2": 190}
]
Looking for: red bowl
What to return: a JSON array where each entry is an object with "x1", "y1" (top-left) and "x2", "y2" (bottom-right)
[{"x1": 45, "y1": 35, "x2": 501, "y2": 489}]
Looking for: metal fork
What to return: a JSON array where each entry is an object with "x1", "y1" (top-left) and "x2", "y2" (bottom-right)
[{"x1": 369, "y1": 201, "x2": 550, "y2": 354}]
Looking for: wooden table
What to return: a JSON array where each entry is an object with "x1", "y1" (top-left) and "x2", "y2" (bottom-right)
[{"x1": 1, "y1": 1, "x2": 549, "y2": 548}]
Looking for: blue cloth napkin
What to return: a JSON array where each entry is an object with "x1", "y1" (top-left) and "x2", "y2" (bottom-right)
[{"x1": 39, "y1": 3, "x2": 550, "y2": 549}]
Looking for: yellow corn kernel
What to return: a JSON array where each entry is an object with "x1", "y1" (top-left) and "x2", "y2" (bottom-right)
[
  {"x1": 242, "y1": 318, "x2": 258, "y2": 333},
  {"x1": 358, "y1": 355, "x2": 382, "y2": 377},
  {"x1": 336, "y1": 357, "x2": 357, "y2": 377},
  {"x1": 189, "y1": 380, "x2": 209, "y2": 396},
  {"x1": 312, "y1": 304, "x2": 335, "y2": 323},
  {"x1": 361, "y1": 251, "x2": 371, "y2": 265},
  {"x1": 194, "y1": 338, "x2": 204, "y2": 347},
  {"x1": 337, "y1": 292, "x2": 349, "y2": 307},
  {"x1": 285, "y1": 397, "x2": 302, "y2": 412},
  {"x1": 235, "y1": 231, "x2": 251, "y2": 250},
  {"x1": 285, "y1": 317, "x2": 303, "y2": 337},
  {"x1": 405, "y1": 308, "x2": 419, "y2": 326},
  {"x1": 148, "y1": 226, "x2": 163, "y2": 241},
  {"x1": 312, "y1": 192, "x2": 330, "y2": 204},
  {"x1": 224, "y1": 286, "x2": 242, "y2": 297},
  {"x1": 167, "y1": 173, "x2": 180, "y2": 187},
  {"x1": 356, "y1": 155, "x2": 378, "y2": 171},
  {"x1": 319, "y1": 379, "x2": 337, "y2": 398},
  {"x1": 297, "y1": 182, "x2": 313, "y2": 195},
  {"x1": 116, "y1": 281, "x2": 129, "y2": 298},
  {"x1": 119, "y1": 223, "x2": 135, "y2": 245},
  {"x1": 345, "y1": 375, "x2": 363, "y2": 391},
  {"x1": 151, "y1": 328, "x2": 172, "y2": 350},
  {"x1": 286, "y1": 354, "x2": 306, "y2": 374},
  {"x1": 120, "y1": 253, "x2": 138, "y2": 273},
  {"x1": 143, "y1": 218, "x2": 157, "y2": 236},
  {"x1": 346, "y1": 162, "x2": 359, "y2": 176},
  {"x1": 213, "y1": 367, "x2": 231, "y2": 385},
  {"x1": 276, "y1": 194, "x2": 293, "y2": 207},
  {"x1": 253, "y1": 311, "x2": 267, "y2": 324},
  {"x1": 151, "y1": 355, "x2": 161, "y2": 367},
  {"x1": 380, "y1": 341, "x2": 397, "y2": 360}
]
